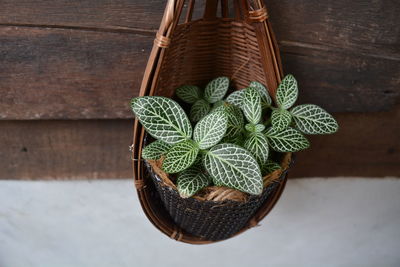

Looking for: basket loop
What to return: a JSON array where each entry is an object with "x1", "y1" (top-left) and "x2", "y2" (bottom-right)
[
  {"x1": 134, "y1": 179, "x2": 146, "y2": 190},
  {"x1": 248, "y1": 7, "x2": 269, "y2": 23},
  {"x1": 154, "y1": 33, "x2": 171, "y2": 48},
  {"x1": 170, "y1": 227, "x2": 183, "y2": 241},
  {"x1": 163, "y1": 0, "x2": 176, "y2": 32}
]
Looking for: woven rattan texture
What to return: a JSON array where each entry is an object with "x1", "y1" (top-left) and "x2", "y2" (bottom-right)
[
  {"x1": 155, "y1": 19, "x2": 269, "y2": 97},
  {"x1": 144, "y1": 160, "x2": 287, "y2": 241}
]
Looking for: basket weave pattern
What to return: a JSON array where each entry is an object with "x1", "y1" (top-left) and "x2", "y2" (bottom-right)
[
  {"x1": 156, "y1": 19, "x2": 268, "y2": 98},
  {"x1": 145, "y1": 160, "x2": 288, "y2": 241}
]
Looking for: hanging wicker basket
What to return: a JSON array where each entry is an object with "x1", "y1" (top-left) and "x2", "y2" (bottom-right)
[{"x1": 132, "y1": 0, "x2": 292, "y2": 244}]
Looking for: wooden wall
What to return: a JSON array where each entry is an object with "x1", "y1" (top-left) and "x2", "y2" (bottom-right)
[{"x1": 0, "y1": 0, "x2": 399, "y2": 179}]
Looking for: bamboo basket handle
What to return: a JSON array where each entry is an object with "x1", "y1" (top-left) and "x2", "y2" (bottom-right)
[
  {"x1": 133, "y1": 0, "x2": 185, "y2": 187},
  {"x1": 247, "y1": 0, "x2": 283, "y2": 97},
  {"x1": 185, "y1": 0, "x2": 196, "y2": 23}
]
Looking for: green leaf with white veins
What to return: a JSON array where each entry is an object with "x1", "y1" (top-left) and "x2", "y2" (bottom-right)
[
  {"x1": 244, "y1": 132, "x2": 269, "y2": 166},
  {"x1": 142, "y1": 140, "x2": 171, "y2": 160},
  {"x1": 211, "y1": 100, "x2": 225, "y2": 111},
  {"x1": 276, "y1": 74, "x2": 298, "y2": 109},
  {"x1": 176, "y1": 85, "x2": 202, "y2": 104},
  {"x1": 162, "y1": 140, "x2": 199, "y2": 173},
  {"x1": 245, "y1": 123, "x2": 265, "y2": 133},
  {"x1": 193, "y1": 111, "x2": 227, "y2": 149},
  {"x1": 226, "y1": 89, "x2": 245, "y2": 107},
  {"x1": 271, "y1": 108, "x2": 292, "y2": 131},
  {"x1": 177, "y1": 166, "x2": 210, "y2": 198},
  {"x1": 265, "y1": 127, "x2": 309, "y2": 152},
  {"x1": 261, "y1": 160, "x2": 281, "y2": 176},
  {"x1": 204, "y1": 77, "x2": 229, "y2": 103},
  {"x1": 290, "y1": 104, "x2": 339, "y2": 134},
  {"x1": 249, "y1": 81, "x2": 272, "y2": 108},
  {"x1": 213, "y1": 104, "x2": 244, "y2": 138},
  {"x1": 131, "y1": 97, "x2": 192, "y2": 144},
  {"x1": 190, "y1": 99, "x2": 211, "y2": 122},
  {"x1": 242, "y1": 87, "x2": 262, "y2": 124},
  {"x1": 204, "y1": 144, "x2": 263, "y2": 195}
]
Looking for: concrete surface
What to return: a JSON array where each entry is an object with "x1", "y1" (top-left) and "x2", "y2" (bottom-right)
[{"x1": 1, "y1": 178, "x2": 399, "y2": 267}]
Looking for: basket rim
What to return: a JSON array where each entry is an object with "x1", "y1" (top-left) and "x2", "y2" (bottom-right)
[
  {"x1": 144, "y1": 157, "x2": 291, "y2": 205},
  {"x1": 134, "y1": 152, "x2": 293, "y2": 244}
]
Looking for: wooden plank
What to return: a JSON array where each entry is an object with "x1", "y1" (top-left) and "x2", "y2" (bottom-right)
[
  {"x1": 0, "y1": 120, "x2": 133, "y2": 179},
  {"x1": 0, "y1": 25, "x2": 399, "y2": 119},
  {"x1": 280, "y1": 43, "x2": 400, "y2": 112},
  {"x1": 0, "y1": 0, "x2": 164, "y2": 32},
  {"x1": 1, "y1": 106, "x2": 399, "y2": 179},
  {"x1": 0, "y1": 0, "x2": 399, "y2": 119},
  {"x1": 291, "y1": 104, "x2": 400, "y2": 177},
  {"x1": 268, "y1": 0, "x2": 400, "y2": 58},
  {"x1": 0, "y1": 26, "x2": 148, "y2": 119},
  {"x1": 0, "y1": 0, "x2": 204, "y2": 32},
  {"x1": 0, "y1": 0, "x2": 398, "y2": 56}
]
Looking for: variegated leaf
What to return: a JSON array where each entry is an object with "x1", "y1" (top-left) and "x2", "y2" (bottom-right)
[
  {"x1": 193, "y1": 111, "x2": 228, "y2": 149},
  {"x1": 131, "y1": 96, "x2": 192, "y2": 144},
  {"x1": 245, "y1": 123, "x2": 265, "y2": 133},
  {"x1": 244, "y1": 132, "x2": 269, "y2": 166},
  {"x1": 190, "y1": 99, "x2": 211, "y2": 122},
  {"x1": 176, "y1": 85, "x2": 202, "y2": 104},
  {"x1": 226, "y1": 89, "x2": 245, "y2": 107},
  {"x1": 213, "y1": 103, "x2": 244, "y2": 138},
  {"x1": 249, "y1": 81, "x2": 272, "y2": 108},
  {"x1": 271, "y1": 108, "x2": 292, "y2": 131},
  {"x1": 276, "y1": 74, "x2": 298, "y2": 109},
  {"x1": 222, "y1": 133, "x2": 245, "y2": 146},
  {"x1": 261, "y1": 160, "x2": 281, "y2": 176},
  {"x1": 242, "y1": 87, "x2": 262, "y2": 124},
  {"x1": 192, "y1": 153, "x2": 204, "y2": 167},
  {"x1": 162, "y1": 140, "x2": 199, "y2": 173},
  {"x1": 265, "y1": 127, "x2": 310, "y2": 152},
  {"x1": 245, "y1": 123, "x2": 254, "y2": 132},
  {"x1": 255, "y1": 124, "x2": 266, "y2": 132},
  {"x1": 177, "y1": 166, "x2": 210, "y2": 198},
  {"x1": 204, "y1": 143, "x2": 263, "y2": 195},
  {"x1": 290, "y1": 104, "x2": 339, "y2": 134},
  {"x1": 142, "y1": 140, "x2": 171, "y2": 160},
  {"x1": 204, "y1": 77, "x2": 230, "y2": 103},
  {"x1": 211, "y1": 100, "x2": 225, "y2": 111}
]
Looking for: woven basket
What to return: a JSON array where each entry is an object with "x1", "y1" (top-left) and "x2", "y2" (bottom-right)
[{"x1": 132, "y1": 0, "x2": 291, "y2": 244}]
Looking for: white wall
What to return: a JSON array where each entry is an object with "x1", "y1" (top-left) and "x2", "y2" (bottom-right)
[{"x1": 1, "y1": 178, "x2": 400, "y2": 267}]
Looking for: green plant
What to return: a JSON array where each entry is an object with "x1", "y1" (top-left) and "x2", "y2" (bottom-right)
[
  {"x1": 176, "y1": 77, "x2": 229, "y2": 122},
  {"x1": 131, "y1": 96, "x2": 263, "y2": 197},
  {"x1": 131, "y1": 75, "x2": 338, "y2": 198},
  {"x1": 224, "y1": 74, "x2": 338, "y2": 174}
]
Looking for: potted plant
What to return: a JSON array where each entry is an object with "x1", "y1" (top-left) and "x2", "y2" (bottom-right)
[{"x1": 131, "y1": 74, "x2": 338, "y2": 241}]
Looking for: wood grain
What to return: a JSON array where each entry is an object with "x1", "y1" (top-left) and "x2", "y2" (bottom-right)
[
  {"x1": 268, "y1": 0, "x2": 400, "y2": 58},
  {"x1": 0, "y1": 0, "x2": 399, "y2": 119},
  {"x1": 0, "y1": 120, "x2": 133, "y2": 179},
  {"x1": 290, "y1": 104, "x2": 400, "y2": 177},
  {"x1": 0, "y1": 0, "x2": 164, "y2": 32},
  {"x1": 0, "y1": 0, "x2": 399, "y2": 178},
  {"x1": 280, "y1": 42, "x2": 400, "y2": 112},
  {"x1": 0, "y1": 25, "x2": 399, "y2": 119},
  {"x1": 0, "y1": 0, "x2": 205, "y2": 32},
  {"x1": 1, "y1": 106, "x2": 399, "y2": 179},
  {"x1": 0, "y1": 26, "x2": 148, "y2": 119}
]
